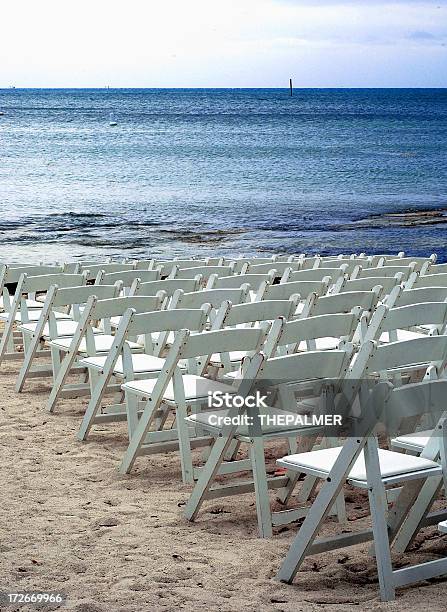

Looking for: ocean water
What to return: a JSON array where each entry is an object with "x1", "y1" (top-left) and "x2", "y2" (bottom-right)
[{"x1": 0, "y1": 88, "x2": 446, "y2": 263}]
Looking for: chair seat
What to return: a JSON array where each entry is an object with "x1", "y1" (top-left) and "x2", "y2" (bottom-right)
[
  {"x1": 187, "y1": 407, "x2": 319, "y2": 437},
  {"x1": 391, "y1": 429, "x2": 432, "y2": 452},
  {"x1": 80, "y1": 352, "x2": 166, "y2": 373},
  {"x1": 0, "y1": 297, "x2": 44, "y2": 310},
  {"x1": 19, "y1": 320, "x2": 101, "y2": 338},
  {"x1": 122, "y1": 374, "x2": 235, "y2": 402},
  {"x1": 297, "y1": 337, "x2": 340, "y2": 351},
  {"x1": 80, "y1": 354, "x2": 187, "y2": 374},
  {"x1": 51, "y1": 335, "x2": 142, "y2": 354},
  {"x1": 379, "y1": 329, "x2": 426, "y2": 343},
  {"x1": 210, "y1": 350, "x2": 249, "y2": 365},
  {"x1": 277, "y1": 446, "x2": 440, "y2": 486},
  {"x1": 0, "y1": 310, "x2": 71, "y2": 323}
]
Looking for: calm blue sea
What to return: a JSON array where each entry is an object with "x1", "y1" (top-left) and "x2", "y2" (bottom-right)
[{"x1": 0, "y1": 88, "x2": 446, "y2": 262}]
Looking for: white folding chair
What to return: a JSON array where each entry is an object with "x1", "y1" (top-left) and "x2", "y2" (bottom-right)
[
  {"x1": 76, "y1": 306, "x2": 212, "y2": 441},
  {"x1": 0, "y1": 273, "x2": 86, "y2": 363},
  {"x1": 208, "y1": 298, "x2": 299, "y2": 372},
  {"x1": 119, "y1": 325, "x2": 270, "y2": 483},
  {"x1": 43, "y1": 294, "x2": 167, "y2": 412},
  {"x1": 15, "y1": 283, "x2": 122, "y2": 392},
  {"x1": 276, "y1": 377, "x2": 447, "y2": 601},
  {"x1": 182, "y1": 343, "x2": 354, "y2": 536},
  {"x1": 0, "y1": 264, "x2": 63, "y2": 312}
]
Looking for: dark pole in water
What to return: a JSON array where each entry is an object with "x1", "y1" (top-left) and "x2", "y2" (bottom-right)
[{"x1": 289, "y1": 78, "x2": 293, "y2": 96}]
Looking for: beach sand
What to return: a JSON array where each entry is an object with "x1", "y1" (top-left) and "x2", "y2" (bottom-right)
[{"x1": 1, "y1": 362, "x2": 447, "y2": 612}]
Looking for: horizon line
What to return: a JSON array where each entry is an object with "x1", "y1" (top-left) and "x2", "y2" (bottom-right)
[{"x1": 1, "y1": 86, "x2": 446, "y2": 90}]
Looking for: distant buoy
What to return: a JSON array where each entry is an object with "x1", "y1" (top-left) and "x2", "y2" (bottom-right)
[
  {"x1": 109, "y1": 112, "x2": 117, "y2": 126},
  {"x1": 0, "y1": 111, "x2": 4, "y2": 116}
]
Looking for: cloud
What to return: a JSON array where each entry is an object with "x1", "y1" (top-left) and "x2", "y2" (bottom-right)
[{"x1": 408, "y1": 30, "x2": 437, "y2": 39}]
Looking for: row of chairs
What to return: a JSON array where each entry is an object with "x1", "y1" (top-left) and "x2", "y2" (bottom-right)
[{"x1": 0, "y1": 252, "x2": 446, "y2": 601}]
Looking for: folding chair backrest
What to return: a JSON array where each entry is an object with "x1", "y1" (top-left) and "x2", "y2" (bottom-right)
[
  {"x1": 19, "y1": 273, "x2": 87, "y2": 294},
  {"x1": 274, "y1": 254, "x2": 302, "y2": 262},
  {"x1": 99, "y1": 269, "x2": 160, "y2": 287},
  {"x1": 259, "y1": 348, "x2": 352, "y2": 382},
  {"x1": 274, "y1": 312, "x2": 361, "y2": 355},
  {"x1": 88, "y1": 294, "x2": 166, "y2": 321},
  {"x1": 173, "y1": 265, "x2": 235, "y2": 280},
  {"x1": 316, "y1": 259, "x2": 366, "y2": 275},
  {"x1": 339, "y1": 276, "x2": 402, "y2": 296},
  {"x1": 355, "y1": 265, "x2": 415, "y2": 280},
  {"x1": 364, "y1": 301, "x2": 447, "y2": 344},
  {"x1": 171, "y1": 287, "x2": 249, "y2": 310},
  {"x1": 173, "y1": 259, "x2": 209, "y2": 267},
  {"x1": 214, "y1": 299, "x2": 297, "y2": 329},
  {"x1": 157, "y1": 260, "x2": 211, "y2": 276},
  {"x1": 49, "y1": 284, "x2": 121, "y2": 308},
  {"x1": 207, "y1": 272, "x2": 274, "y2": 291},
  {"x1": 0, "y1": 264, "x2": 64, "y2": 285},
  {"x1": 306, "y1": 288, "x2": 381, "y2": 317},
  {"x1": 63, "y1": 261, "x2": 111, "y2": 273},
  {"x1": 258, "y1": 279, "x2": 329, "y2": 302},
  {"x1": 408, "y1": 272, "x2": 447, "y2": 289},
  {"x1": 368, "y1": 302, "x2": 447, "y2": 338},
  {"x1": 422, "y1": 262, "x2": 447, "y2": 276},
  {"x1": 232, "y1": 258, "x2": 279, "y2": 274},
  {"x1": 248, "y1": 261, "x2": 301, "y2": 276},
  {"x1": 125, "y1": 306, "x2": 210, "y2": 337},
  {"x1": 394, "y1": 287, "x2": 447, "y2": 307},
  {"x1": 363, "y1": 335, "x2": 447, "y2": 376},
  {"x1": 81, "y1": 263, "x2": 137, "y2": 281},
  {"x1": 136, "y1": 277, "x2": 202, "y2": 297},
  {"x1": 181, "y1": 327, "x2": 267, "y2": 362},
  {"x1": 379, "y1": 256, "x2": 434, "y2": 272},
  {"x1": 281, "y1": 267, "x2": 344, "y2": 284},
  {"x1": 384, "y1": 378, "x2": 447, "y2": 435}
]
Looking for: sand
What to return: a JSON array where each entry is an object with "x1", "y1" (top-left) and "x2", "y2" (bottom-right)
[{"x1": 1, "y1": 362, "x2": 447, "y2": 612}]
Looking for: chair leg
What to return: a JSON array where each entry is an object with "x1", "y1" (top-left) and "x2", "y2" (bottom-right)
[
  {"x1": 0, "y1": 316, "x2": 16, "y2": 362},
  {"x1": 249, "y1": 437, "x2": 273, "y2": 538},
  {"x1": 391, "y1": 475, "x2": 442, "y2": 552},
  {"x1": 50, "y1": 346, "x2": 62, "y2": 381},
  {"x1": 364, "y1": 440, "x2": 395, "y2": 601},
  {"x1": 46, "y1": 349, "x2": 80, "y2": 412},
  {"x1": 183, "y1": 425, "x2": 238, "y2": 521},
  {"x1": 277, "y1": 437, "x2": 366, "y2": 583},
  {"x1": 277, "y1": 435, "x2": 317, "y2": 505},
  {"x1": 78, "y1": 368, "x2": 113, "y2": 440},
  {"x1": 119, "y1": 394, "x2": 164, "y2": 474},
  {"x1": 125, "y1": 391, "x2": 140, "y2": 439},
  {"x1": 176, "y1": 400, "x2": 195, "y2": 484},
  {"x1": 15, "y1": 332, "x2": 43, "y2": 392}
]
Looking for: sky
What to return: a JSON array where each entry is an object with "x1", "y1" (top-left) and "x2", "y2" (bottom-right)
[{"x1": 1, "y1": 0, "x2": 446, "y2": 87}]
